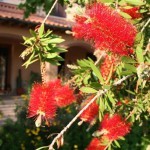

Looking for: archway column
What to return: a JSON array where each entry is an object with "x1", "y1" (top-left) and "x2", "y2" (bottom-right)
[{"x1": 45, "y1": 62, "x2": 58, "y2": 81}]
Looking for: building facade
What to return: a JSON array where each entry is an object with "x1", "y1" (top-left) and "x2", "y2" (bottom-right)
[{"x1": 0, "y1": 1, "x2": 93, "y2": 95}]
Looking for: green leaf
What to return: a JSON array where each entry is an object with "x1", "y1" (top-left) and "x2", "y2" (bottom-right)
[
  {"x1": 49, "y1": 38, "x2": 65, "y2": 44},
  {"x1": 126, "y1": 90, "x2": 135, "y2": 95},
  {"x1": 30, "y1": 29, "x2": 37, "y2": 37},
  {"x1": 83, "y1": 75, "x2": 90, "y2": 85},
  {"x1": 46, "y1": 53, "x2": 58, "y2": 59},
  {"x1": 77, "y1": 59, "x2": 90, "y2": 68},
  {"x1": 24, "y1": 37, "x2": 34, "y2": 45},
  {"x1": 47, "y1": 60, "x2": 61, "y2": 66},
  {"x1": 131, "y1": 114, "x2": 135, "y2": 122},
  {"x1": 80, "y1": 87, "x2": 98, "y2": 94},
  {"x1": 125, "y1": 0, "x2": 145, "y2": 6},
  {"x1": 90, "y1": 82, "x2": 101, "y2": 89},
  {"x1": 38, "y1": 24, "x2": 44, "y2": 37},
  {"x1": 108, "y1": 145, "x2": 111, "y2": 150},
  {"x1": 89, "y1": 62, "x2": 104, "y2": 84},
  {"x1": 122, "y1": 56, "x2": 136, "y2": 64},
  {"x1": 50, "y1": 47, "x2": 67, "y2": 53},
  {"x1": 54, "y1": 55, "x2": 64, "y2": 61},
  {"x1": 119, "y1": 11, "x2": 132, "y2": 19},
  {"x1": 135, "y1": 32, "x2": 142, "y2": 42},
  {"x1": 103, "y1": 85, "x2": 111, "y2": 90},
  {"x1": 107, "y1": 92, "x2": 115, "y2": 106},
  {"x1": 121, "y1": 70, "x2": 133, "y2": 75},
  {"x1": 114, "y1": 140, "x2": 120, "y2": 148},
  {"x1": 124, "y1": 64, "x2": 137, "y2": 73},
  {"x1": 22, "y1": 51, "x2": 35, "y2": 68},
  {"x1": 100, "y1": 0, "x2": 114, "y2": 3},
  {"x1": 99, "y1": 98, "x2": 105, "y2": 112},
  {"x1": 136, "y1": 46, "x2": 144, "y2": 63},
  {"x1": 22, "y1": 36, "x2": 27, "y2": 41},
  {"x1": 119, "y1": 137, "x2": 125, "y2": 140}
]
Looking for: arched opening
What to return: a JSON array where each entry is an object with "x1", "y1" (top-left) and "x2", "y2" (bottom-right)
[{"x1": 58, "y1": 43, "x2": 96, "y2": 78}]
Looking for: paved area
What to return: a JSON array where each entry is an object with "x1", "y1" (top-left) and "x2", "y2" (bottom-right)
[{"x1": 0, "y1": 95, "x2": 23, "y2": 125}]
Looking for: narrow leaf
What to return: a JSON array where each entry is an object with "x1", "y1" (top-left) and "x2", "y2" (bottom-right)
[
  {"x1": 125, "y1": 0, "x2": 145, "y2": 6},
  {"x1": 107, "y1": 92, "x2": 115, "y2": 106},
  {"x1": 136, "y1": 46, "x2": 144, "y2": 63},
  {"x1": 114, "y1": 140, "x2": 121, "y2": 148},
  {"x1": 124, "y1": 64, "x2": 137, "y2": 73},
  {"x1": 89, "y1": 62, "x2": 104, "y2": 84},
  {"x1": 80, "y1": 87, "x2": 98, "y2": 94},
  {"x1": 46, "y1": 53, "x2": 58, "y2": 59},
  {"x1": 125, "y1": 90, "x2": 135, "y2": 95},
  {"x1": 122, "y1": 56, "x2": 136, "y2": 64},
  {"x1": 49, "y1": 38, "x2": 65, "y2": 44},
  {"x1": 38, "y1": 24, "x2": 44, "y2": 37},
  {"x1": 119, "y1": 11, "x2": 132, "y2": 19}
]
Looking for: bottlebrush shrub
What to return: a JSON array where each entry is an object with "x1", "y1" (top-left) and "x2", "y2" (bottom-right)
[{"x1": 23, "y1": 1, "x2": 150, "y2": 150}]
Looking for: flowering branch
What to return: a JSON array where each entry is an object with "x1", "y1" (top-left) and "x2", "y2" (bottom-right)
[
  {"x1": 48, "y1": 75, "x2": 132, "y2": 150},
  {"x1": 48, "y1": 90, "x2": 106, "y2": 150}
]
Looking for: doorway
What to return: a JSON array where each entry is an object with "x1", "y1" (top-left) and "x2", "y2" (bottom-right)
[{"x1": 0, "y1": 46, "x2": 11, "y2": 94}]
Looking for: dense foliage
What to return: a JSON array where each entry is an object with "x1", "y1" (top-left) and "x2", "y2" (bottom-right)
[
  {"x1": 0, "y1": 100, "x2": 150, "y2": 150},
  {"x1": 18, "y1": 0, "x2": 150, "y2": 149}
]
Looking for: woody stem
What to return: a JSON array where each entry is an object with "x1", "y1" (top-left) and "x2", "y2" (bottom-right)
[
  {"x1": 40, "y1": 62, "x2": 47, "y2": 83},
  {"x1": 48, "y1": 90, "x2": 107, "y2": 150}
]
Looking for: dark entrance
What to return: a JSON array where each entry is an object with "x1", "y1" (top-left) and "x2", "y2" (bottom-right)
[{"x1": 0, "y1": 46, "x2": 11, "y2": 94}]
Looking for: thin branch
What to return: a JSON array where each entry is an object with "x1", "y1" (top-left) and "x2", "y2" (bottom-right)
[
  {"x1": 115, "y1": 0, "x2": 119, "y2": 11},
  {"x1": 113, "y1": 75, "x2": 132, "y2": 86},
  {"x1": 125, "y1": 108, "x2": 136, "y2": 121},
  {"x1": 49, "y1": 90, "x2": 107, "y2": 150},
  {"x1": 48, "y1": 75, "x2": 131, "y2": 150},
  {"x1": 42, "y1": 0, "x2": 59, "y2": 25},
  {"x1": 40, "y1": 62, "x2": 47, "y2": 83},
  {"x1": 141, "y1": 18, "x2": 150, "y2": 33}
]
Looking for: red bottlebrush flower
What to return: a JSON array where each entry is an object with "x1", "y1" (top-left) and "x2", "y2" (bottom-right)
[
  {"x1": 28, "y1": 79, "x2": 76, "y2": 126},
  {"x1": 55, "y1": 85, "x2": 76, "y2": 107},
  {"x1": 86, "y1": 138, "x2": 106, "y2": 150},
  {"x1": 100, "y1": 54, "x2": 119, "y2": 81},
  {"x1": 116, "y1": 101, "x2": 122, "y2": 106},
  {"x1": 28, "y1": 82, "x2": 57, "y2": 127},
  {"x1": 121, "y1": 7, "x2": 141, "y2": 19},
  {"x1": 99, "y1": 114, "x2": 131, "y2": 140},
  {"x1": 80, "y1": 96, "x2": 99, "y2": 123},
  {"x1": 72, "y1": 3, "x2": 137, "y2": 56}
]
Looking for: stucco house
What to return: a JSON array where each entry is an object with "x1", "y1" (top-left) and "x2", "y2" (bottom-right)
[{"x1": 0, "y1": 0, "x2": 94, "y2": 96}]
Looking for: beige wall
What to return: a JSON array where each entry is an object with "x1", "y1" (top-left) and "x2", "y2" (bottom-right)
[
  {"x1": 0, "y1": 35, "x2": 41, "y2": 94},
  {"x1": 0, "y1": 24, "x2": 93, "y2": 94}
]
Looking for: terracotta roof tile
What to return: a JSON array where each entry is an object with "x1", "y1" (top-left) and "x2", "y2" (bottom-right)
[{"x1": 0, "y1": 2, "x2": 74, "y2": 29}]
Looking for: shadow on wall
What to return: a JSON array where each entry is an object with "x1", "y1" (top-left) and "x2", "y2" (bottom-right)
[{"x1": 58, "y1": 45, "x2": 96, "y2": 79}]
